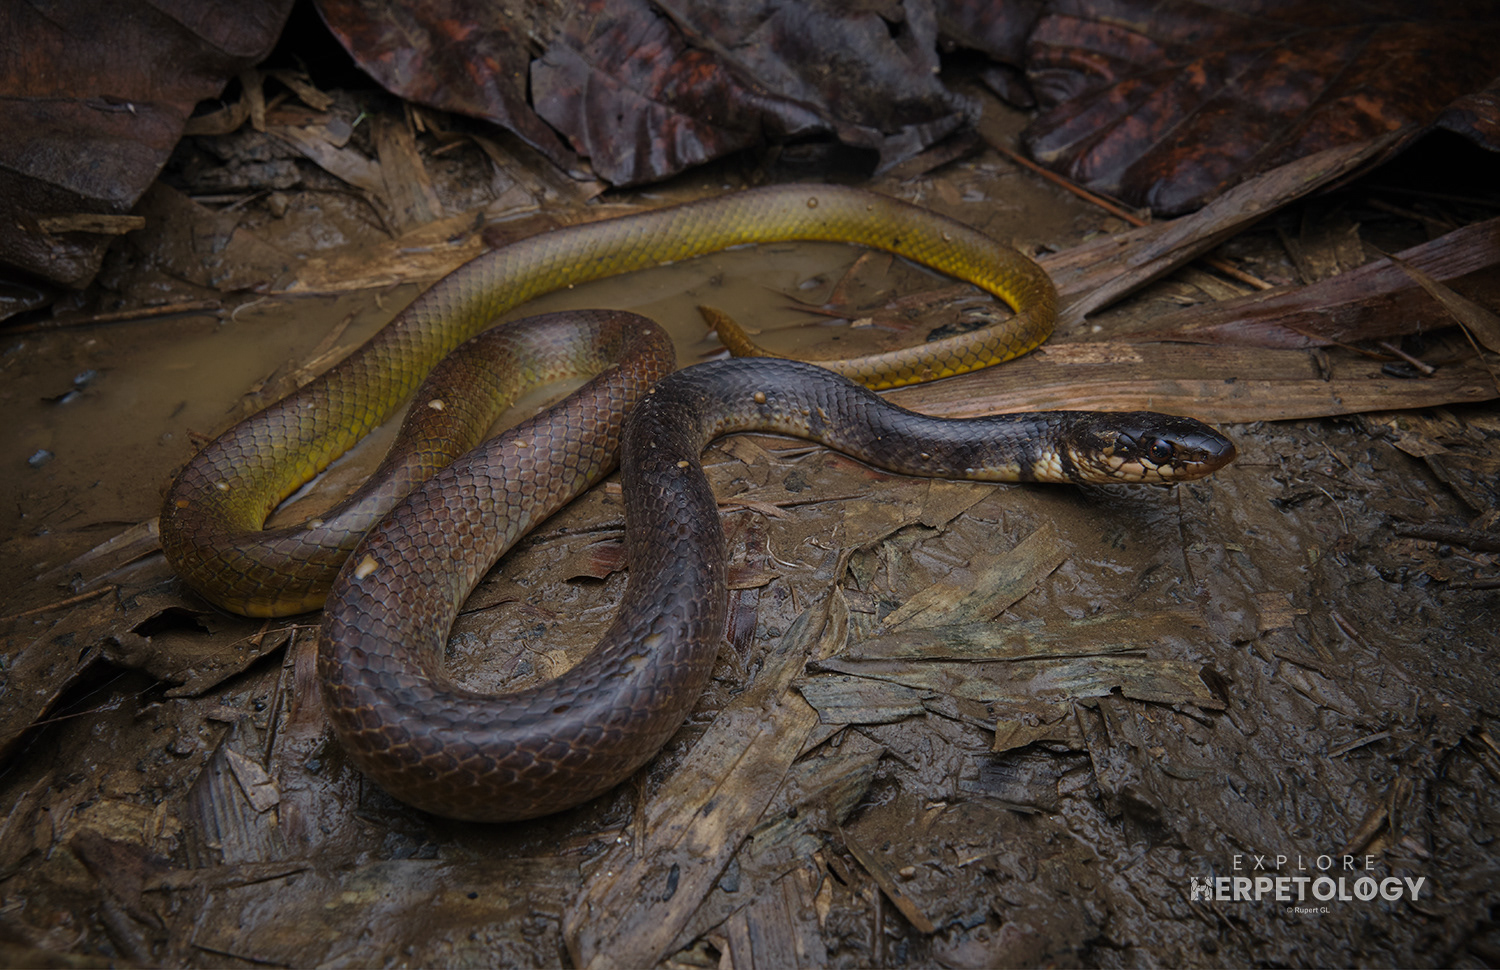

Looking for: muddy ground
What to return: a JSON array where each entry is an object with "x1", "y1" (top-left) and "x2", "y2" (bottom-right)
[{"x1": 1, "y1": 87, "x2": 1498, "y2": 968}]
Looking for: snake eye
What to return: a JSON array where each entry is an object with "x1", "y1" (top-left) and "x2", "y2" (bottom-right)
[{"x1": 1147, "y1": 438, "x2": 1174, "y2": 465}]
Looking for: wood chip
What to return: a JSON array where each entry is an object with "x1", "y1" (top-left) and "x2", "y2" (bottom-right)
[
  {"x1": 223, "y1": 748, "x2": 280, "y2": 813},
  {"x1": 879, "y1": 521, "x2": 1065, "y2": 631},
  {"x1": 373, "y1": 112, "x2": 445, "y2": 232}
]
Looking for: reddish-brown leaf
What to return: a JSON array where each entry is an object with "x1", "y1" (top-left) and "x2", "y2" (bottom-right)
[
  {"x1": 530, "y1": 0, "x2": 809, "y2": 186},
  {"x1": 1438, "y1": 78, "x2": 1500, "y2": 153},
  {"x1": 0, "y1": 0, "x2": 293, "y2": 286},
  {"x1": 313, "y1": 0, "x2": 583, "y2": 174},
  {"x1": 1019, "y1": 0, "x2": 1500, "y2": 214},
  {"x1": 532, "y1": 0, "x2": 977, "y2": 185}
]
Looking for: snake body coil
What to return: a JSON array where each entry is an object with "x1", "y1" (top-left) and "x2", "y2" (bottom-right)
[
  {"x1": 158, "y1": 184, "x2": 1236, "y2": 822},
  {"x1": 161, "y1": 185, "x2": 1056, "y2": 617},
  {"x1": 320, "y1": 359, "x2": 1235, "y2": 821}
]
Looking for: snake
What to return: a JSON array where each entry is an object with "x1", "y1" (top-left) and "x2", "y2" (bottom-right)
[{"x1": 158, "y1": 184, "x2": 1237, "y2": 821}]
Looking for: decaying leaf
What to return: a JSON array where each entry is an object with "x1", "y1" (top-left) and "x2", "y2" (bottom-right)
[
  {"x1": 1437, "y1": 76, "x2": 1500, "y2": 151},
  {"x1": 842, "y1": 610, "x2": 1192, "y2": 662},
  {"x1": 532, "y1": 0, "x2": 975, "y2": 184},
  {"x1": 314, "y1": 0, "x2": 582, "y2": 173},
  {"x1": 0, "y1": 0, "x2": 294, "y2": 285},
  {"x1": 1020, "y1": 0, "x2": 1500, "y2": 214}
]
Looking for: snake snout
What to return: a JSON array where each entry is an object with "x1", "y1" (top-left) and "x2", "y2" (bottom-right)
[
  {"x1": 1135, "y1": 414, "x2": 1237, "y2": 482},
  {"x1": 1181, "y1": 424, "x2": 1237, "y2": 473},
  {"x1": 1071, "y1": 412, "x2": 1237, "y2": 484}
]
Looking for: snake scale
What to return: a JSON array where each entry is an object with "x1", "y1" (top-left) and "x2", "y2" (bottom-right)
[{"x1": 160, "y1": 184, "x2": 1236, "y2": 821}]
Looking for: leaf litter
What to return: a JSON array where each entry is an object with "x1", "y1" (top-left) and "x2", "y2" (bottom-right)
[{"x1": 0, "y1": 66, "x2": 1498, "y2": 970}]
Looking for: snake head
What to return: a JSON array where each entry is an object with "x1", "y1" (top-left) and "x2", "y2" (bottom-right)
[{"x1": 1067, "y1": 412, "x2": 1237, "y2": 484}]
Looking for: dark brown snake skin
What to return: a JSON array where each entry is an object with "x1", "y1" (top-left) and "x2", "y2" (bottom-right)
[{"x1": 318, "y1": 356, "x2": 1235, "y2": 821}]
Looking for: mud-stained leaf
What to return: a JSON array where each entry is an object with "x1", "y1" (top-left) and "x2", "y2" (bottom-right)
[
  {"x1": 565, "y1": 532, "x2": 774, "y2": 591},
  {"x1": 126, "y1": 184, "x2": 296, "y2": 293},
  {"x1": 802, "y1": 607, "x2": 1221, "y2": 733},
  {"x1": 712, "y1": 867, "x2": 827, "y2": 970},
  {"x1": 186, "y1": 734, "x2": 291, "y2": 865},
  {"x1": 831, "y1": 493, "x2": 924, "y2": 554},
  {"x1": 223, "y1": 748, "x2": 280, "y2": 813},
  {"x1": 1420, "y1": 451, "x2": 1500, "y2": 515},
  {"x1": 564, "y1": 592, "x2": 846, "y2": 970},
  {"x1": 842, "y1": 610, "x2": 1194, "y2": 662},
  {"x1": 968, "y1": 746, "x2": 1075, "y2": 809},
  {"x1": 104, "y1": 598, "x2": 293, "y2": 699},
  {"x1": 0, "y1": 0, "x2": 294, "y2": 286},
  {"x1": 727, "y1": 562, "x2": 779, "y2": 590},
  {"x1": 917, "y1": 480, "x2": 994, "y2": 529},
  {"x1": 34, "y1": 520, "x2": 163, "y2": 591},
  {"x1": 796, "y1": 674, "x2": 933, "y2": 726},
  {"x1": 314, "y1": 0, "x2": 582, "y2": 173},
  {"x1": 1021, "y1": 0, "x2": 1500, "y2": 215},
  {"x1": 0, "y1": 608, "x2": 121, "y2": 761},
  {"x1": 853, "y1": 796, "x2": 1103, "y2": 964},
  {"x1": 70, "y1": 831, "x2": 171, "y2": 928},
  {"x1": 1028, "y1": 657, "x2": 1225, "y2": 709},
  {"x1": 888, "y1": 803, "x2": 1029, "y2": 934},
  {"x1": 561, "y1": 538, "x2": 627, "y2": 582},
  {"x1": 744, "y1": 739, "x2": 884, "y2": 850},
  {"x1": 879, "y1": 521, "x2": 1066, "y2": 631},
  {"x1": 813, "y1": 654, "x2": 1224, "y2": 711},
  {"x1": 532, "y1": 0, "x2": 975, "y2": 185},
  {"x1": 190, "y1": 857, "x2": 580, "y2": 966},
  {"x1": 0, "y1": 773, "x2": 51, "y2": 882},
  {"x1": 1075, "y1": 696, "x2": 1152, "y2": 817},
  {"x1": 990, "y1": 701, "x2": 1081, "y2": 754},
  {"x1": 672, "y1": 739, "x2": 883, "y2": 957}
]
